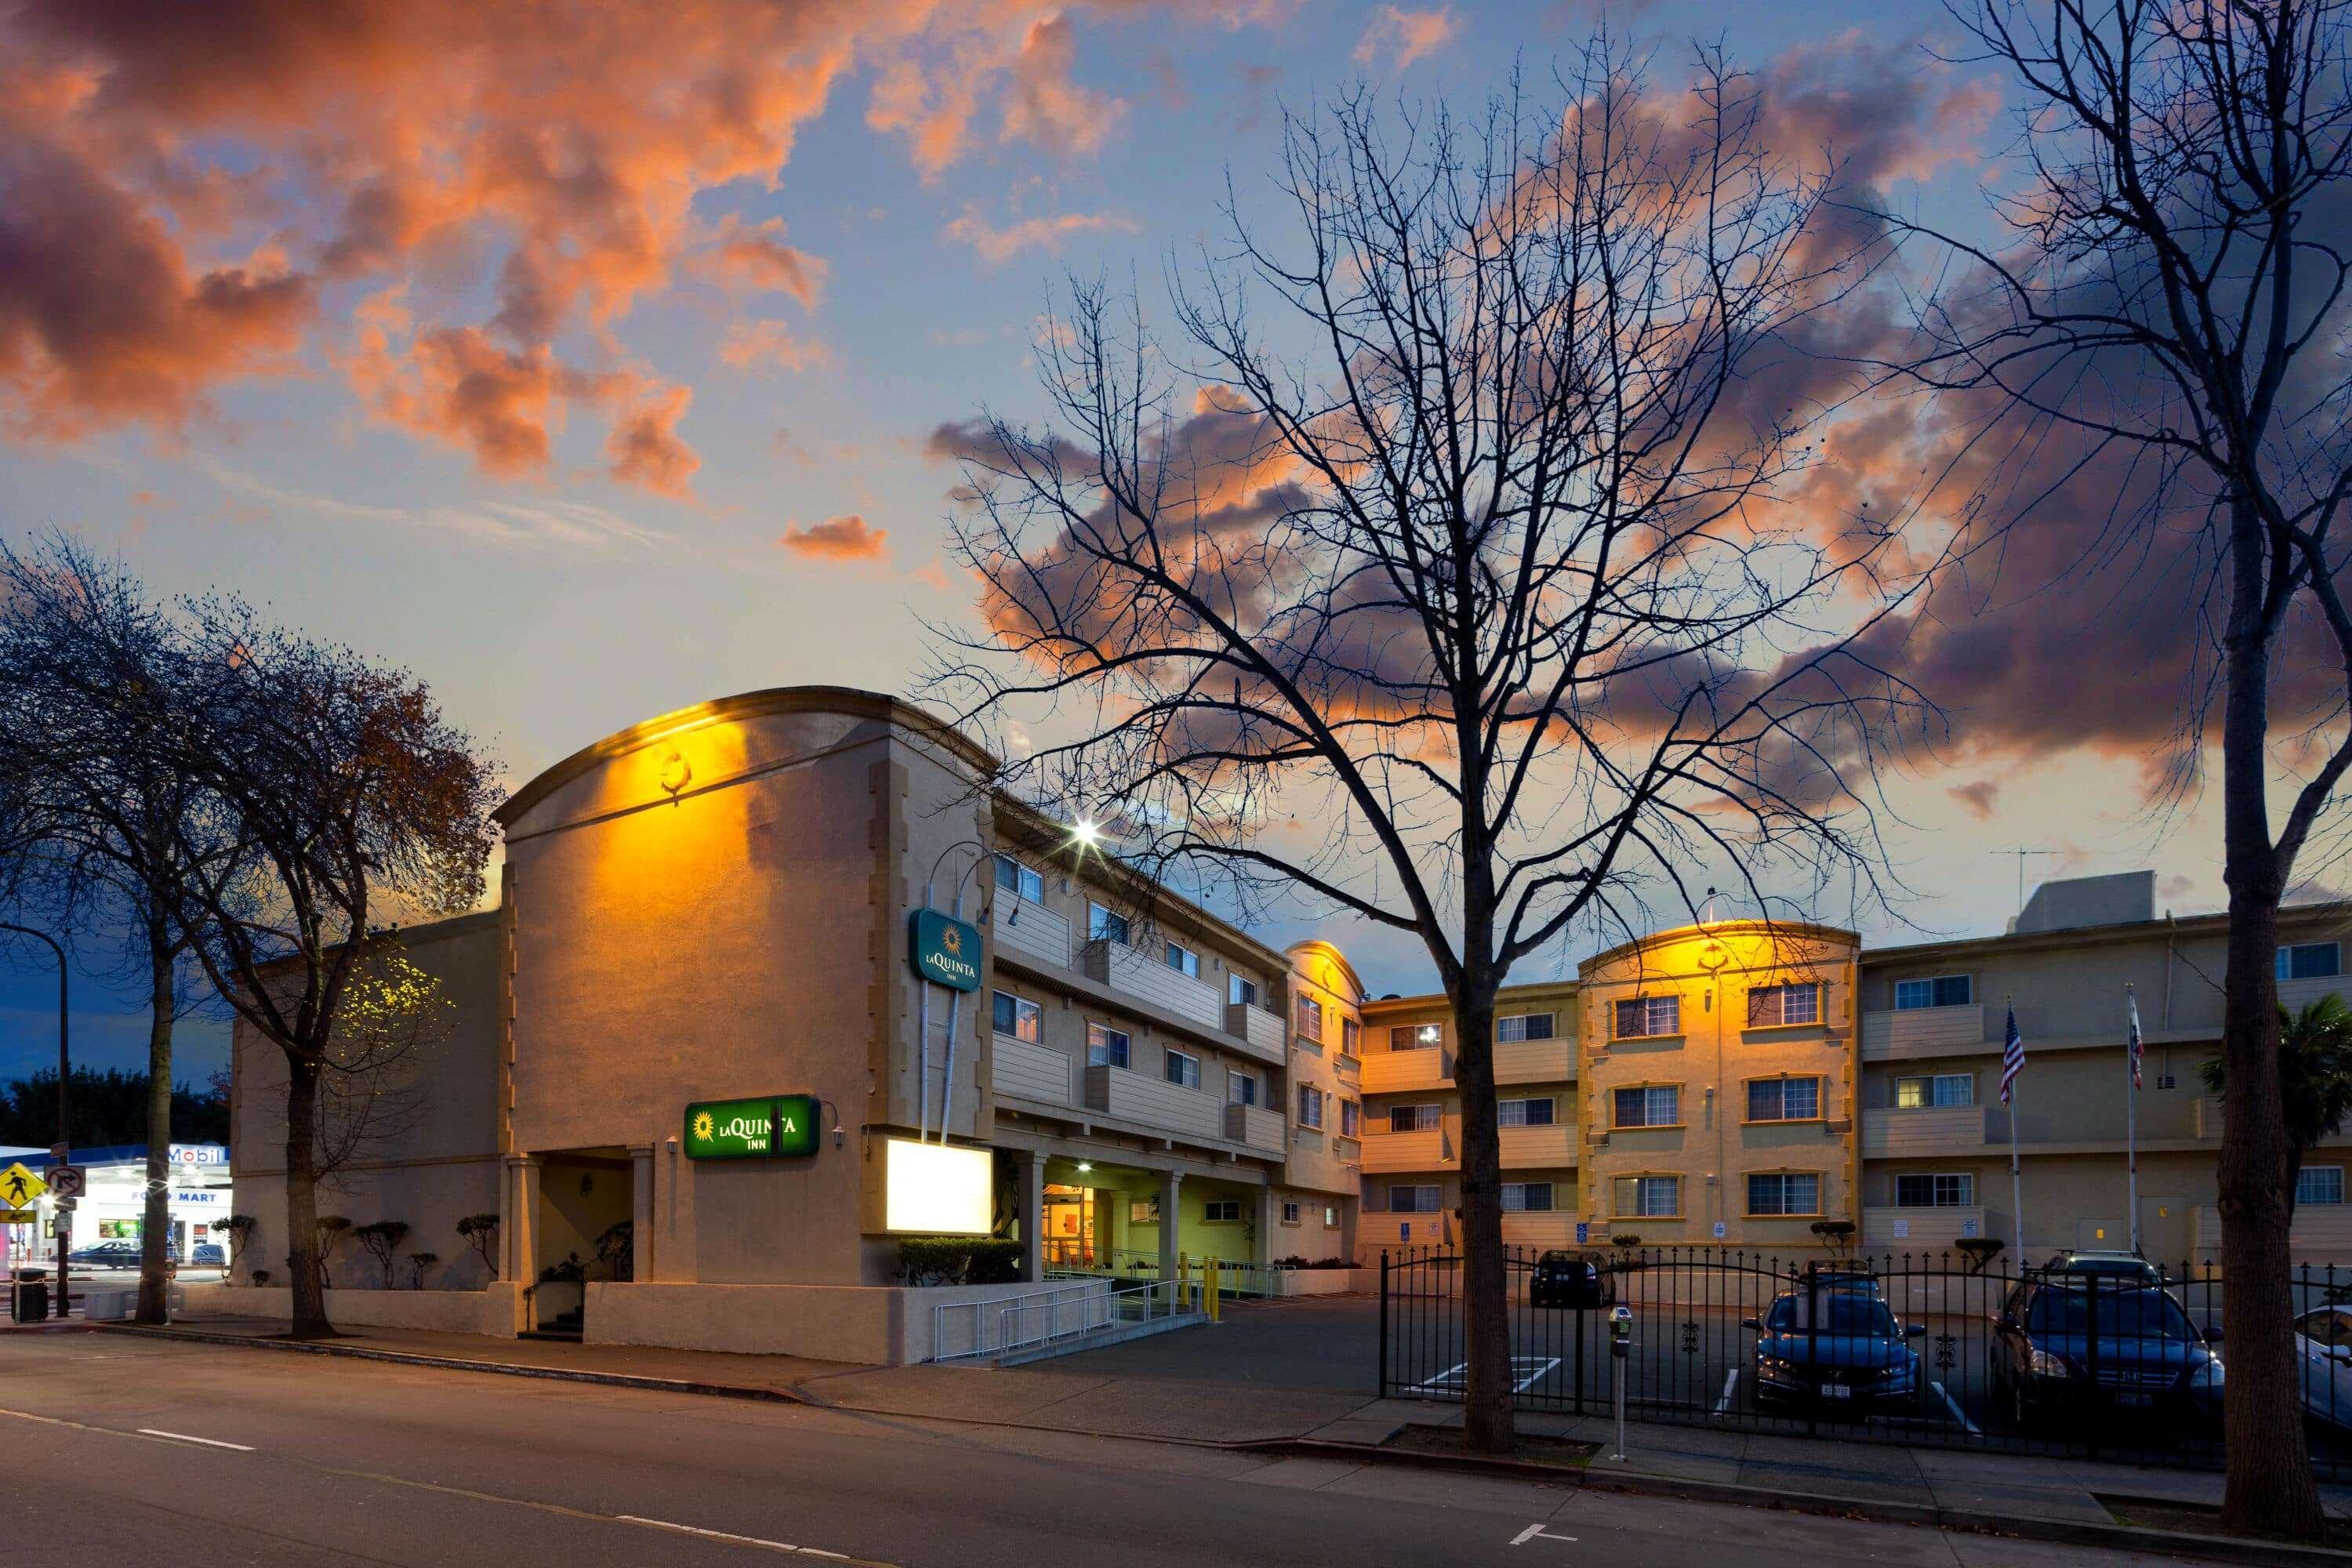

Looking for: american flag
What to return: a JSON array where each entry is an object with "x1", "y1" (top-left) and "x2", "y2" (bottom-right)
[
  {"x1": 2000, "y1": 1006, "x2": 2026, "y2": 1104},
  {"x1": 2126, "y1": 989, "x2": 2145, "y2": 1091}
]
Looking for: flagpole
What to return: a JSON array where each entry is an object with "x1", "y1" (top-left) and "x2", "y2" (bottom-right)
[
  {"x1": 2006, "y1": 995, "x2": 2024, "y2": 1261},
  {"x1": 2125, "y1": 983, "x2": 2141, "y2": 1255}
]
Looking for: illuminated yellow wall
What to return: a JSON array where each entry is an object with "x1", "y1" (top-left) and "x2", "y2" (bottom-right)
[{"x1": 1576, "y1": 920, "x2": 1860, "y2": 1250}]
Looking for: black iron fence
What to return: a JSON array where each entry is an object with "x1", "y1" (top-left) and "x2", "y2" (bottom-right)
[{"x1": 1377, "y1": 1245, "x2": 2352, "y2": 1475}]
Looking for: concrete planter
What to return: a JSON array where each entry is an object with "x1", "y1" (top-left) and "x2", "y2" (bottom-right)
[
  {"x1": 176, "y1": 1282, "x2": 525, "y2": 1336},
  {"x1": 1270, "y1": 1268, "x2": 1377, "y2": 1297},
  {"x1": 585, "y1": 1277, "x2": 1116, "y2": 1365}
]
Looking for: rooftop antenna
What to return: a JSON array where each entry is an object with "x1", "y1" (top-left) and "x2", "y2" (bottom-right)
[
  {"x1": 1991, "y1": 848, "x2": 2056, "y2": 918},
  {"x1": 1700, "y1": 886, "x2": 1720, "y2": 925}
]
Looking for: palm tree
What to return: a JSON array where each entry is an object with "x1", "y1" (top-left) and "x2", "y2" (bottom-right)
[{"x1": 2203, "y1": 995, "x2": 2352, "y2": 1223}]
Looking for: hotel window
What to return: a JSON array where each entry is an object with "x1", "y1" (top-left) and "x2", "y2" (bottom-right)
[
  {"x1": 1087, "y1": 1022, "x2": 1130, "y2": 1069},
  {"x1": 1298, "y1": 1084, "x2": 1325, "y2": 1129},
  {"x1": 1497, "y1": 1012, "x2": 1556, "y2": 1042},
  {"x1": 1204, "y1": 1200, "x2": 1242, "y2": 1223},
  {"x1": 1613, "y1": 995, "x2": 1680, "y2": 1040},
  {"x1": 1895, "y1": 1173, "x2": 1975, "y2": 1208},
  {"x1": 993, "y1": 855, "x2": 1044, "y2": 904},
  {"x1": 1389, "y1": 1184, "x2": 1441, "y2": 1213},
  {"x1": 1895, "y1": 1073, "x2": 1974, "y2": 1109},
  {"x1": 2299, "y1": 1167, "x2": 2346, "y2": 1207},
  {"x1": 1613, "y1": 1175, "x2": 1680, "y2": 1218},
  {"x1": 1746, "y1": 982, "x2": 1820, "y2": 1028},
  {"x1": 1894, "y1": 975, "x2": 1972, "y2": 1010},
  {"x1": 1389, "y1": 1102, "x2": 1440, "y2": 1133},
  {"x1": 1165, "y1": 940, "x2": 1200, "y2": 978},
  {"x1": 1088, "y1": 902, "x2": 1130, "y2": 946},
  {"x1": 1340, "y1": 1099, "x2": 1362, "y2": 1137},
  {"x1": 1230, "y1": 975, "x2": 1259, "y2": 1007},
  {"x1": 991, "y1": 989, "x2": 1042, "y2": 1044},
  {"x1": 2278, "y1": 942, "x2": 2343, "y2": 981},
  {"x1": 1228, "y1": 1070, "x2": 1258, "y2": 1106},
  {"x1": 1296, "y1": 994, "x2": 1325, "y2": 1042},
  {"x1": 1612, "y1": 1084, "x2": 1679, "y2": 1128},
  {"x1": 1281, "y1": 1200, "x2": 1302, "y2": 1225},
  {"x1": 1746, "y1": 1076, "x2": 1820, "y2": 1122},
  {"x1": 1341, "y1": 1017, "x2": 1361, "y2": 1055},
  {"x1": 1163, "y1": 1047, "x2": 1201, "y2": 1090},
  {"x1": 1497, "y1": 1097, "x2": 1555, "y2": 1127},
  {"x1": 1392, "y1": 1023, "x2": 1441, "y2": 1051},
  {"x1": 1748, "y1": 1172, "x2": 1821, "y2": 1217},
  {"x1": 1502, "y1": 1181, "x2": 1555, "y2": 1213}
]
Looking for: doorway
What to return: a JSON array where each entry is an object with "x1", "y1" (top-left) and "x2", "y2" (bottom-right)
[
  {"x1": 1042, "y1": 1184, "x2": 1096, "y2": 1269},
  {"x1": 529, "y1": 1150, "x2": 633, "y2": 1339}
]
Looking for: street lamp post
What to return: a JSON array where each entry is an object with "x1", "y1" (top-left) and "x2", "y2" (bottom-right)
[{"x1": 0, "y1": 924, "x2": 68, "y2": 1319}]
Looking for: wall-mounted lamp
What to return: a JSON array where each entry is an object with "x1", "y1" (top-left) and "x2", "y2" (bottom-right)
[
  {"x1": 820, "y1": 1099, "x2": 846, "y2": 1150},
  {"x1": 1076, "y1": 1161, "x2": 1093, "y2": 1173}
]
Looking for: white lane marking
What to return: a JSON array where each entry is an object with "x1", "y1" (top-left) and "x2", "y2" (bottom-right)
[
  {"x1": 1931, "y1": 1381, "x2": 1981, "y2": 1436},
  {"x1": 1713, "y1": 1369, "x2": 1738, "y2": 1415},
  {"x1": 137, "y1": 1428, "x2": 254, "y2": 1451},
  {"x1": 618, "y1": 1516, "x2": 799, "y2": 1552},
  {"x1": 1511, "y1": 1521, "x2": 1580, "y2": 1545}
]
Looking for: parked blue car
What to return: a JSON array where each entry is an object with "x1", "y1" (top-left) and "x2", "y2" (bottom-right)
[
  {"x1": 1742, "y1": 1286, "x2": 1926, "y2": 1411},
  {"x1": 1991, "y1": 1276, "x2": 2223, "y2": 1428}
]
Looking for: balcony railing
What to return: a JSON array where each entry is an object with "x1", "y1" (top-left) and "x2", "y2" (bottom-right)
[
  {"x1": 1497, "y1": 1122, "x2": 1575, "y2": 1168},
  {"x1": 1359, "y1": 1127, "x2": 1453, "y2": 1172},
  {"x1": 993, "y1": 1034, "x2": 1073, "y2": 1106},
  {"x1": 1083, "y1": 940, "x2": 1223, "y2": 1030},
  {"x1": 1361, "y1": 1049, "x2": 1454, "y2": 1094},
  {"x1": 1084, "y1": 1065, "x2": 1222, "y2": 1143},
  {"x1": 1224, "y1": 1001, "x2": 1287, "y2": 1065},
  {"x1": 993, "y1": 899, "x2": 1070, "y2": 969},
  {"x1": 1334, "y1": 1134, "x2": 1361, "y2": 1164},
  {"x1": 1222, "y1": 1101, "x2": 1287, "y2": 1154},
  {"x1": 1860, "y1": 1004, "x2": 1985, "y2": 1061},
  {"x1": 1493, "y1": 1037, "x2": 1575, "y2": 1083},
  {"x1": 1859, "y1": 1104, "x2": 1987, "y2": 1156}
]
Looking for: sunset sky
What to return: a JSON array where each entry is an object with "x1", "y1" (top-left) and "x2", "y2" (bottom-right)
[{"x1": 0, "y1": 0, "x2": 2278, "y2": 1083}]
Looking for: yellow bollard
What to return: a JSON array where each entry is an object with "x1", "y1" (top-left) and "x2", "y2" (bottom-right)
[
  {"x1": 1207, "y1": 1257, "x2": 1221, "y2": 1322},
  {"x1": 1178, "y1": 1251, "x2": 1189, "y2": 1316}
]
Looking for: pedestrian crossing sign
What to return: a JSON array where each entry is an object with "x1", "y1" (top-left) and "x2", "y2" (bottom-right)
[{"x1": 0, "y1": 1163, "x2": 45, "y2": 1207}]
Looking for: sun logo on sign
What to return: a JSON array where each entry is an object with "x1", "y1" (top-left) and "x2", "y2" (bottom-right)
[
  {"x1": 691, "y1": 1110, "x2": 716, "y2": 1142},
  {"x1": 942, "y1": 924, "x2": 964, "y2": 956}
]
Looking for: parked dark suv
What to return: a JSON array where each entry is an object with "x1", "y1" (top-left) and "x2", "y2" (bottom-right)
[{"x1": 1991, "y1": 1274, "x2": 2223, "y2": 1428}]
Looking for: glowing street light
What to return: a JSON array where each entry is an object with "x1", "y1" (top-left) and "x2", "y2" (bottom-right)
[{"x1": 1069, "y1": 816, "x2": 1102, "y2": 852}]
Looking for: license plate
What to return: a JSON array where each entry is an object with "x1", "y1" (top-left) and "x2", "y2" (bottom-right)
[
  {"x1": 1821, "y1": 1385, "x2": 1852, "y2": 1399},
  {"x1": 2113, "y1": 1391, "x2": 2154, "y2": 1407}
]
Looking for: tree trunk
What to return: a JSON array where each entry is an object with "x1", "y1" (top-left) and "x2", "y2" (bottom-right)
[
  {"x1": 135, "y1": 917, "x2": 175, "y2": 1324},
  {"x1": 2217, "y1": 499, "x2": 2322, "y2": 1537},
  {"x1": 1454, "y1": 979, "x2": 1512, "y2": 1454},
  {"x1": 284, "y1": 1053, "x2": 332, "y2": 1338}
]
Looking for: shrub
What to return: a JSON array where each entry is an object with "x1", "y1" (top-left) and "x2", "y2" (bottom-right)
[
  {"x1": 314, "y1": 1216, "x2": 352, "y2": 1289},
  {"x1": 213, "y1": 1214, "x2": 257, "y2": 1273},
  {"x1": 1955, "y1": 1237, "x2": 2006, "y2": 1274},
  {"x1": 896, "y1": 1236, "x2": 1023, "y2": 1287},
  {"x1": 1809, "y1": 1220, "x2": 1858, "y2": 1258},
  {"x1": 405, "y1": 1252, "x2": 438, "y2": 1290},
  {"x1": 353, "y1": 1221, "x2": 410, "y2": 1288},
  {"x1": 593, "y1": 1220, "x2": 633, "y2": 1282},
  {"x1": 456, "y1": 1213, "x2": 499, "y2": 1280},
  {"x1": 252, "y1": 1269, "x2": 271, "y2": 1287}
]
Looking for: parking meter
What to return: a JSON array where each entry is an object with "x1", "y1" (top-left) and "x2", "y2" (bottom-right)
[{"x1": 1609, "y1": 1305, "x2": 1633, "y2": 1460}]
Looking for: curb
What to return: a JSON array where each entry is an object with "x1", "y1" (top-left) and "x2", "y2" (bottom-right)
[
  {"x1": 1278, "y1": 1436, "x2": 2352, "y2": 1568},
  {"x1": 97, "y1": 1324, "x2": 2347, "y2": 1565},
  {"x1": 96, "y1": 1323, "x2": 813, "y2": 1407}
]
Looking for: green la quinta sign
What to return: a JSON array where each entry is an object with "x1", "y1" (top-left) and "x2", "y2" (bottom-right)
[
  {"x1": 683, "y1": 1095, "x2": 819, "y2": 1160},
  {"x1": 909, "y1": 908, "x2": 982, "y2": 993}
]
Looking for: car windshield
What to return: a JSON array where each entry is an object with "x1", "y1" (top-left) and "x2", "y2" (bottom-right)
[
  {"x1": 1766, "y1": 1294, "x2": 1896, "y2": 1337},
  {"x1": 2026, "y1": 1287, "x2": 2198, "y2": 1341}
]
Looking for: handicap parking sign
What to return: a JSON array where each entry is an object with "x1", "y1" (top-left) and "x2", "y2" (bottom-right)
[{"x1": 1575, "y1": 1222, "x2": 1588, "y2": 1245}]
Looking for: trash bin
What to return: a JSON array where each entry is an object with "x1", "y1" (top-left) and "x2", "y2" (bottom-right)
[{"x1": 11, "y1": 1269, "x2": 49, "y2": 1323}]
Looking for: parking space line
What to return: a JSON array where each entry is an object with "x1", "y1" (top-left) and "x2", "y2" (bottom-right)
[
  {"x1": 1930, "y1": 1382, "x2": 1981, "y2": 1436},
  {"x1": 618, "y1": 1516, "x2": 800, "y2": 1552},
  {"x1": 1510, "y1": 1521, "x2": 1579, "y2": 1545},
  {"x1": 136, "y1": 1428, "x2": 255, "y2": 1451},
  {"x1": 1713, "y1": 1370, "x2": 1737, "y2": 1415}
]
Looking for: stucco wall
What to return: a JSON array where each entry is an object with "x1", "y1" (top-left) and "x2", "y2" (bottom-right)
[
  {"x1": 180, "y1": 1281, "x2": 525, "y2": 1335},
  {"x1": 585, "y1": 1276, "x2": 1109, "y2": 1364}
]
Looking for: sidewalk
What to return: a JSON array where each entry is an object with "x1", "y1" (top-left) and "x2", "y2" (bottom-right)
[{"x1": 96, "y1": 1309, "x2": 2352, "y2": 1562}]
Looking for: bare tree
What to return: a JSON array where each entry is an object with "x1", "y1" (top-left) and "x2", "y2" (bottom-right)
[
  {"x1": 929, "y1": 49, "x2": 1923, "y2": 1451},
  {"x1": 169, "y1": 597, "x2": 496, "y2": 1339},
  {"x1": 1885, "y1": 2, "x2": 2352, "y2": 1534},
  {"x1": 0, "y1": 535, "x2": 239, "y2": 1324}
]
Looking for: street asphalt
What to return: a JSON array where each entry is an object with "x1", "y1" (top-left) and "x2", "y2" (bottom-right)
[{"x1": 0, "y1": 1327, "x2": 2201, "y2": 1566}]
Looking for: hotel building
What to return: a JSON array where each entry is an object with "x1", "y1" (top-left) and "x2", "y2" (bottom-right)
[{"x1": 212, "y1": 688, "x2": 2352, "y2": 1364}]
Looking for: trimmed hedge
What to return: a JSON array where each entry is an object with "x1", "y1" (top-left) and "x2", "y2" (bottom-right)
[{"x1": 897, "y1": 1236, "x2": 1023, "y2": 1287}]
